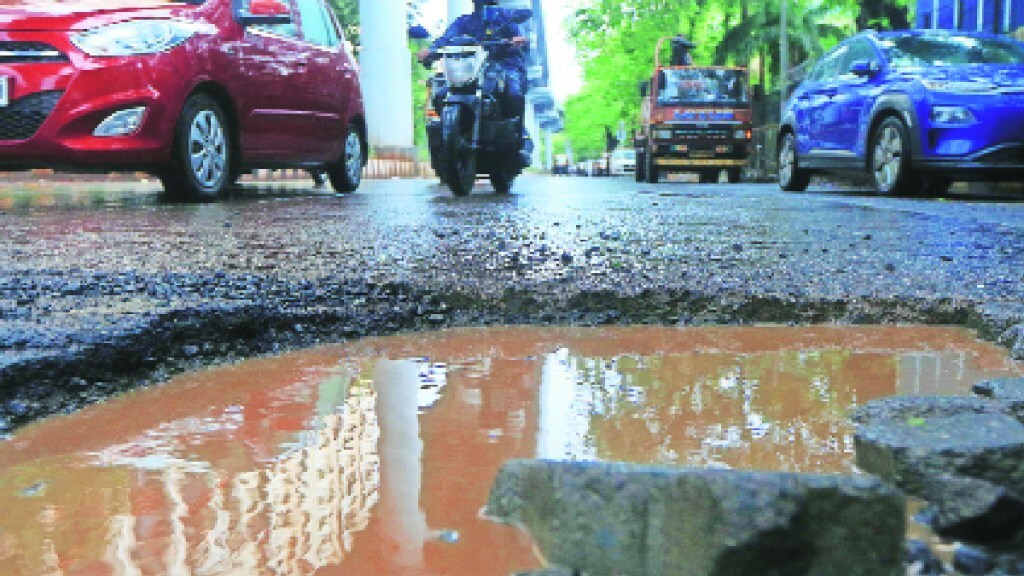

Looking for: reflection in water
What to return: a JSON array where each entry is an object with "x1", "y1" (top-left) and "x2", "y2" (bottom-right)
[{"x1": 0, "y1": 326, "x2": 1019, "y2": 576}]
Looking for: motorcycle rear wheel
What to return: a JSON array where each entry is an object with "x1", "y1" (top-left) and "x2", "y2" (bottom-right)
[
  {"x1": 441, "y1": 105, "x2": 476, "y2": 196},
  {"x1": 490, "y1": 172, "x2": 515, "y2": 194}
]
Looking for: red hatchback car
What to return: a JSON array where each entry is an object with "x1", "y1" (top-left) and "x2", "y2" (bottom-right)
[{"x1": 0, "y1": 0, "x2": 366, "y2": 199}]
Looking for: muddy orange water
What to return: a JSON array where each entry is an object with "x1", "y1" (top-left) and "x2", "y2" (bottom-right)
[{"x1": 0, "y1": 326, "x2": 1020, "y2": 576}]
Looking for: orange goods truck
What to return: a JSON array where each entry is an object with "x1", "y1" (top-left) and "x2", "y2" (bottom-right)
[{"x1": 635, "y1": 37, "x2": 753, "y2": 184}]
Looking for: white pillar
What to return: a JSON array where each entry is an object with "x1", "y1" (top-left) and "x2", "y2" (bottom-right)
[
  {"x1": 359, "y1": 0, "x2": 415, "y2": 150},
  {"x1": 448, "y1": 0, "x2": 472, "y2": 24},
  {"x1": 375, "y1": 360, "x2": 428, "y2": 572}
]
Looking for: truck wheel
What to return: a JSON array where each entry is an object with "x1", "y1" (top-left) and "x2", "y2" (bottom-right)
[
  {"x1": 727, "y1": 168, "x2": 743, "y2": 184},
  {"x1": 441, "y1": 105, "x2": 476, "y2": 196},
  {"x1": 644, "y1": 154, "x2": 659, "y2": 184},
  {"x1": 635, "y1": 152, "x2": 646, "y2": 182},
  {"x1": 778, "y1": 132, "x2": 811, "y2": 192},
  {"x1": 699, "y1": 170, "x2": 718, "y2": 184}
]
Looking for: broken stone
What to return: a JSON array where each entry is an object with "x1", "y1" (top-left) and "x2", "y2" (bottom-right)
[
  {"x1": 918, "y1": 475, "x2": 1024, "y2": 543},
  {"x1": 486, "y1": 460, "x2": 904, "y2": 576},
  {"x1": 855, "y1": 412, "x2": 1024, "y2": 498},
  {"x1": 973, "y1": 378, "x2": 1024, "y2": 421},
  {"x1": 851, "y1": 396, "x2": 1009, "y2": 426}
]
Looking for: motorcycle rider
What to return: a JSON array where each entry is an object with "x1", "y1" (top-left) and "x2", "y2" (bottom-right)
[{"x1": 417, "y1": 0, "x2": 532, "y2": 165}]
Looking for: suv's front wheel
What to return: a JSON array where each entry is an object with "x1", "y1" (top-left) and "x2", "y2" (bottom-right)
[
  {"x1": 870, "y1": 117, "x2": 921, "y2": 196},
  {"x1": 161, "y1": 94, "x2": 232, "y2": 202}
]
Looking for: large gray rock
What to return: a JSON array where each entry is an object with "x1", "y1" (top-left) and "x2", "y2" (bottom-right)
[
  {"x1": 851, "y1": 396, "x2": 1009, "y2": 426},
  {"x1": 855, "y1": 412, "x2": 1024, "y2": 497},
  {"x1": 918, "y1": 475, "x2": 1024, "y2": 543},
  {"x1": 486, "y1": 460, "x2": 905, "y2": 576},
  {"x1": 973, "y1": 378, "x2": 1024, "y2": 421}
]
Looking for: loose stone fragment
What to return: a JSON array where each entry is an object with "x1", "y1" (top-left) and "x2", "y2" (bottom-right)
[
  {"x1": 487, "y1": 460, "x2": 904, "y2": 576},
  {"x1": 855, "y1": 412, "x2": 1024, "y2": 497}
]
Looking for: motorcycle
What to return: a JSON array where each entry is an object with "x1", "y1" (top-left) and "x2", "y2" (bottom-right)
[{"x1": 424, "y1": 36, "x2": 530, "y2": 196}]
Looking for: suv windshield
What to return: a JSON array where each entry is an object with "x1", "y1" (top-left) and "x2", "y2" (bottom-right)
[
  {"x1": 656, "y1": 68, "x2": 748, "y2": 107},
  {"x1": 879, "y1": 34, "x2": 1024, "y2": 68}
]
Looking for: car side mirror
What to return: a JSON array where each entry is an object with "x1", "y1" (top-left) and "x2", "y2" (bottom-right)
[
  {"x1": 849, "y1": 59, "x2": 880, "y2": 77},
  {"x1": 409, "y1": 25, "x2": 431, "y2": 41},
  {"x1": 752, "y1": 84, "x2": 764, "y2": 101},
  {"x1": 236, "y1": 0, "x2": 291, "y2": 25},
  {"x1": 639, "y1": 81, "x2": 649, "y2": 98}
]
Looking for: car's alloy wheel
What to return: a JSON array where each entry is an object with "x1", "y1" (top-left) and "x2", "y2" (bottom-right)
[
  {"x1": 328, "y1": 125, "x2": 364, "y2": 193},
  {"x1": 870, "y1": 117, "x2": 920, "y2": 196},
  {"x1": 778, "y1": 132, "x2": 810, "y2": 192},
  {"x1": 162, "y1": 94, "x2": 232, "y2": 202}
]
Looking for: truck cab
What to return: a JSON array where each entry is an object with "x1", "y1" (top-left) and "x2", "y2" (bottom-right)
[{"x1": 635, "y1": 38, "x2": 753, "y2": 184}]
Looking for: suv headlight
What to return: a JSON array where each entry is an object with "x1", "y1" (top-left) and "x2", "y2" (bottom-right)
[
  {"x1": 931, "y1": 106, "x2": 976, "y2": 125},
  {"x1": 71, "y1": 19, "x2": 209, "y2": 57}
]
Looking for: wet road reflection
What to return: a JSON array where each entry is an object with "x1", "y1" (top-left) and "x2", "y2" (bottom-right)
[{"x1": 0, "y1": 326, "x2": 1019, "y2": 576}]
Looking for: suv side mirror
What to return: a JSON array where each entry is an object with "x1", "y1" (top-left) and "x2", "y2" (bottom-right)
[
  {"x1": 236, "y1": 0, "x2": 291, "y2": 25},
  {"x1": 409, "y1": 25, "x2": 431, "y2": 40},
  {"x1": 849, "y1": 59, "x2": 880, "y2": 77}
]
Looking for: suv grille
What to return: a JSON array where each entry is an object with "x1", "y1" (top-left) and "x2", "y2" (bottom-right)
[
  {"x1": 0, "y1": 91, "x2": 63, "y2": 140},
  {"x1": 0, "y1": 42, "x2": 68, "y2": 64}
]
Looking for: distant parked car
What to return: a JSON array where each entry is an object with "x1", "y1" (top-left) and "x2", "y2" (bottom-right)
[
  {"x1": 609, "y1": 148, "x2": 636, "y2": 176},
  {"x1": 0, "y1": 0, "x2": 367, "y2": 200},
  {"x1": 553, "y1": 154, "x2": 570, "y2": 175},
  {"x1": 779, "y1": 30, "x2": 1024, "y2": 196},
  {"x1": 589, "y1": 154, "x2": 610, "y2": 177}
]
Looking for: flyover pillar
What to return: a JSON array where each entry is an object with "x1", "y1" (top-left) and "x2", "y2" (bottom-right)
[{"x1": 358, "y1": 0, "x2": 415, "y2": 154}]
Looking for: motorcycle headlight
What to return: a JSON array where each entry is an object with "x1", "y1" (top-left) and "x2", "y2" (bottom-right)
[
  {"x1": 443, "y1": 54, "x2": 483, "y2": 88},
  {"x1": 71, "y1": 19, "x2": 209, "y2": 57}
]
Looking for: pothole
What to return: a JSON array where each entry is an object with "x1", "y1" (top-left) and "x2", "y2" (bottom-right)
[{"x1": 0, "y1": 326, "x2": 1018, "y2": 575}]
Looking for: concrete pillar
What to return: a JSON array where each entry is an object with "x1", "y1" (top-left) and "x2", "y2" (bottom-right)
[
  {"x1": 447, "y1": 0, "x2": 472, "y2": 24},
  {"x1": 358, "y1": 0, "x2": 415, "y2": 151},
  {"x1": 375, "y1": 360, "x2": 429, "y2": 572}
]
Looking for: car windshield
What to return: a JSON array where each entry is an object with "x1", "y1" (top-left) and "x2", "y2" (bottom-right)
[
  {"x1": 656, "y1": 68, "x2": 748, "y2": 107},
  {"x1": 879, "y1": 34, "x2": 1024, "y2": 68}
]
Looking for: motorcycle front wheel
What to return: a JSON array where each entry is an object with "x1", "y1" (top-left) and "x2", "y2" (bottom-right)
[{"x1": 441, "y1": 105, "x2": 476, "y2": 196}]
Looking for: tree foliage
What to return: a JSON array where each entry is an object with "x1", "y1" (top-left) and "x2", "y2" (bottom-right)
[
  {"x1": 563, "y1": 0, "x2": 913, "y2": 158},
  {"x1": 326, "y1": 0, "x2": 360, "y2": 46}
]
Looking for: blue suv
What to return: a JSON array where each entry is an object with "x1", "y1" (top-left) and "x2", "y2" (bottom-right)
[{"x1": 779, "y1": 30, "x2": 1024, "y2": 196}]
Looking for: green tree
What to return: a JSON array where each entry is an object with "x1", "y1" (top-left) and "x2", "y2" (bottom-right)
[
  {"x1": 326, "y1": 0, "x2": 360, "y2": 46},
  {"x1": 562, "y1": 0, "x2": 910, "y2": 158}
]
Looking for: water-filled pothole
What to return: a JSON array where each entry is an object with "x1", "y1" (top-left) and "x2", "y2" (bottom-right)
[{"x1": 0, "y1": 326, "x2": 1019, "y2": 575}]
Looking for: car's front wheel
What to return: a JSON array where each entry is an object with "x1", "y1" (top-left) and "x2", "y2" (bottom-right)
[
  {"x1": 778, "y1": 132, "x2": 810, "y2": 192},
  {"x1": 870, "y1": 117, "x2": 920, "y2": 196},
  {"x1": 328, "y1": 124, "x2": 365, "y2": 194},
  {"x1": 161, "y1": 94, "x2": 232, "y2": 202}
]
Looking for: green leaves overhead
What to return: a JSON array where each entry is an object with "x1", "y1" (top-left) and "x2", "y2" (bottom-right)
[{"x1": 562, "y1": 0, "x2": 911, "y2": 158}]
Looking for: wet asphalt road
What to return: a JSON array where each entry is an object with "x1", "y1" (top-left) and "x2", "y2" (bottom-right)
[{"x1": 3, "y1": 174, "x2": 1024, "y2": 430}]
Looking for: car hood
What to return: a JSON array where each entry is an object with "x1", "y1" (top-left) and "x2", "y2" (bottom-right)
[
  {"x1": 900, "y1": 64, "x2": 1024, "y2": 88},
  {"x1": 0, "y1": 1, "x2": 197, "y2": 32}
]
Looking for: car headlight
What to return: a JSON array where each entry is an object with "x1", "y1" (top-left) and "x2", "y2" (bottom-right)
[
  {"x1": 71, "y1": 19, "x2": 209, "y2": 57},
  {"x1": 931, "y1": 105, "x2": 976, "y2": 125},
  {"x1": 922, "y1": 79, "x2": 997, "y2": 94}
]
